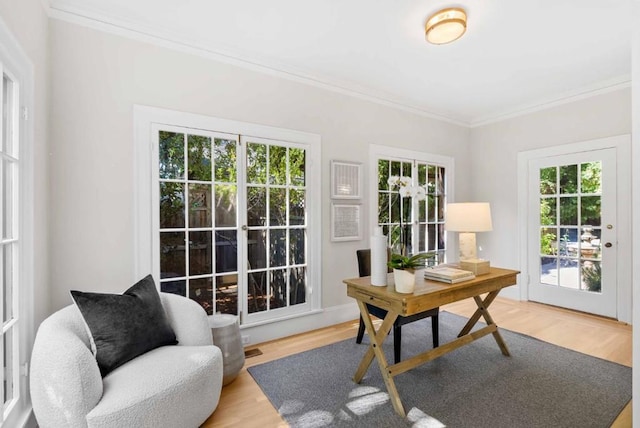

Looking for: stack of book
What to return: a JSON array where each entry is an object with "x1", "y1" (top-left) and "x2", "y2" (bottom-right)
[{"x1": 424, "y1": 266, "x2": 475, "y2": 284}]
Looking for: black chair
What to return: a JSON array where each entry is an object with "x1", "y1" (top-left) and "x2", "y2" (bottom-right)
[{"x1": 355, "y1": 249, "x2": 439, "y2": 364}]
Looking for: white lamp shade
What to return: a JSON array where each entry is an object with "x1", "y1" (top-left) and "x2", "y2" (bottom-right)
[{"x1": 445, "y1": 203, "x2": 493, "y2": 232}]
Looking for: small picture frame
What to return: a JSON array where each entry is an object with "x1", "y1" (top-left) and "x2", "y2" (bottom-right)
[
  {"x1": 331, "y1": 160, "x2": 362, "y2": 199},
  {"x1": 331, "y1": 203, "x2": 362, "y2": 242}
]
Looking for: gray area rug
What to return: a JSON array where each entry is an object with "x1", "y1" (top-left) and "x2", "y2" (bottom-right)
[{"x1": 248, "y1": 312, "x2": 631, "y2": 427}]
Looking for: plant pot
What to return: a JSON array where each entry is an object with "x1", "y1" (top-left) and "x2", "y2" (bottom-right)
[{"x1": 393, "y1": 268, "x2": 416, "y2": 294}]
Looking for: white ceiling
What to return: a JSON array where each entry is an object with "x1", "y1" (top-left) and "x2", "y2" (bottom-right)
[{"x1": 48, "y1": 0, "x2": 632, "y2": 126}]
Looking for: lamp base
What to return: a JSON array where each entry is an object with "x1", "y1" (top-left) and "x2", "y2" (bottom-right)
[
  {"x1": 458, "y1": 232, "x2": 477, "y2": 260},
  {"x1": 460, "y1": 258, "x2": 490, "y2": 275}
]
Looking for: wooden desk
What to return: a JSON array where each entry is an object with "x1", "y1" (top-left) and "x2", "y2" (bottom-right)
[{"x1": 343, "y1": 267, "x2": 519, "y2": 417}]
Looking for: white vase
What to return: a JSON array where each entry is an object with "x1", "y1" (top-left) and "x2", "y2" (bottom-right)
[{"x1": 393, "y1": 268, "x2": 416, "y2": 294}]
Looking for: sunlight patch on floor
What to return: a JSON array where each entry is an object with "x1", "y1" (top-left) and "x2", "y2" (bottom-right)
[
  {"x1": 292, "y1": 410, "x2": 334, "y2": 428},
  {"x1": 348, "y1": 385, "x2": 381, "y2": 398},
  {"x1": 277, "y1": 385, "x2": 393, "y2": 426},
  {"x1": 407, "y1": 407, "x2": 446, "y2": 427},
  {"x1": 345, "y1": 392, "x2": 390, "y2": 416},
  {"x1": 279, "y1": 399, "x2": 305, "y2": 415}
]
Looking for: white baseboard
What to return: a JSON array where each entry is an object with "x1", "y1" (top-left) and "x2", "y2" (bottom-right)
[{"x1": 240, "y1": 302, "x2": 360, "y2": 346}]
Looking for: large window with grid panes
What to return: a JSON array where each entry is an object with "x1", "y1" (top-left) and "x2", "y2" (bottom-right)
[
  {"x1": 370, "y1": 145, "x2": 453, "y2": 264},
  {"x1": 135, "y1": 108, "x2": 321, "y2": 327}
]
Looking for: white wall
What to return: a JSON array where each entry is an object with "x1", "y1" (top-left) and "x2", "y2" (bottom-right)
[
  {"x1": 469, "y1": 88, "x2": 631, "y2": 300},
  {"x1": 48, "y1": 20, "x2": 471, "y2": 324}
]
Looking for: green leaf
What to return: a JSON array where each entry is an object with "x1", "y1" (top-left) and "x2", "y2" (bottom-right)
[{"x1": 387, "y1": 252, "x2": 434, "y2": 270}]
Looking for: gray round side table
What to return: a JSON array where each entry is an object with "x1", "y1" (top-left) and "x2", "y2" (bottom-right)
[{"x1": 209, "y1": 314, "x2": 245, "y2": 385}]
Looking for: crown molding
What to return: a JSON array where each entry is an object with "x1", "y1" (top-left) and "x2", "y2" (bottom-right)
[
  {"x1": 470, "y1": 76, "x2": 632, "y2": 128},
  {"x1": 46, "y1": 2, "x2": 631, "y2": 130}
]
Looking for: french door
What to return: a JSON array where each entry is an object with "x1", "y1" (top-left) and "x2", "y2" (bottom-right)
[
  {"x1": 240, "y1": 136, "x2": 310, "y2": 324},
  {"x1": 527, "y1": 148, "x2": 617, "y2": 317},
  {"x1": 153, "y1": 124, "x2": 314, "y2": 325}
]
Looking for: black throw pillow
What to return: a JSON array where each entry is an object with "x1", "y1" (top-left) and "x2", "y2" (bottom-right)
[{"x1": 70, "y1": 274, "x2": 178, "y2": 377}]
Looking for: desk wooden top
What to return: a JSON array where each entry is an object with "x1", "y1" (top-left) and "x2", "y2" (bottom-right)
[{"x1": 344, "y1": 267, "x2": 519, "y2": 317}]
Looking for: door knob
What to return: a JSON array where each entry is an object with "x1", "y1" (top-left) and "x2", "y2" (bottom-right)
[{"x1": 604, "y1": 242, "x2": 612, "y2": 248}]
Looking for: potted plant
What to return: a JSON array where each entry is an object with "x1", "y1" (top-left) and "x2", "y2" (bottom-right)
[{"x1": 387, "y1": 252, "x2": 432, "y2": 293}]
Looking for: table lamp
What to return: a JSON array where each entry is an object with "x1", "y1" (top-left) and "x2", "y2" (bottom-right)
[{"x1": 445, "y1": 202, "x2": 493, "y2": 274}]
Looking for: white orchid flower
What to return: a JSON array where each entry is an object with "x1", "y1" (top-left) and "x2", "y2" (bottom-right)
[
  {"x1": 387, "y1": 176, "x2": 400, "y2": 187},
  {"x1": 413, "y1": 186, "x2": 427, "y2": 201},
  {"x1": 398, "y1": 176, "x2": 411, "y2": 187},
  {"x1": 398, "y1": 186, "x2": 412, "y2": 198}
]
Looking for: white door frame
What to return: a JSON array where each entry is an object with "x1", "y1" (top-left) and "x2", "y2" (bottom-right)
[{"x1": 517, "y1": 134, "x2": 632, "y2": 323}]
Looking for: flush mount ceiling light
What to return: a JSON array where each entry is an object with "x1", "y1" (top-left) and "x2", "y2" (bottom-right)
[{"x1": 425, "y1": 7, "x2": 467, "y2": 45}]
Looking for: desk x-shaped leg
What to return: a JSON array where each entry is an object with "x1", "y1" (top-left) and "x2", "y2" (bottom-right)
[
  {"x1": 352, "y1": 300, "x2": 407, "y2": 416},
  {"x1": 458, "y1": 290, "x2": 510, "y2": 356},
  {"x1": 352, "y1": 290, "x2": 510, "y2": 418}
]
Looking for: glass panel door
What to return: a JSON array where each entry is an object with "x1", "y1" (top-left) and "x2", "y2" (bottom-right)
[
  {"x1": 539, "y1": 162, "x2": 603, "y2": 291},
  {"x1": 529, "y1": 148, "x2": 616, "y2": 317},
  {"x1": 242, "y1": 137, "x2": 308, "y2": 323},
  {"x1": 156, "y1": 127, "x2": 240, "y2": 316}
]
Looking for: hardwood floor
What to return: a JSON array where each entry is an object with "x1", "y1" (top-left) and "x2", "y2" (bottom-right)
[{"x1": 202, "y1": 297, "x2": 632, "y2": 427}]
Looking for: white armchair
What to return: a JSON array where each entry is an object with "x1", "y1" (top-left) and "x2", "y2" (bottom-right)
[{"x1": 30, "y1": 292, "x2": 223, "y2": 428}]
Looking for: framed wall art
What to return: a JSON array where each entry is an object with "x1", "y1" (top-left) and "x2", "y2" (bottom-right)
[
  {"x1": 331, "y1": 160, "x2": 362, "y2": 199},
  {"x1": 331, "y1": 203, "x2": 361, "y2": 242}
]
